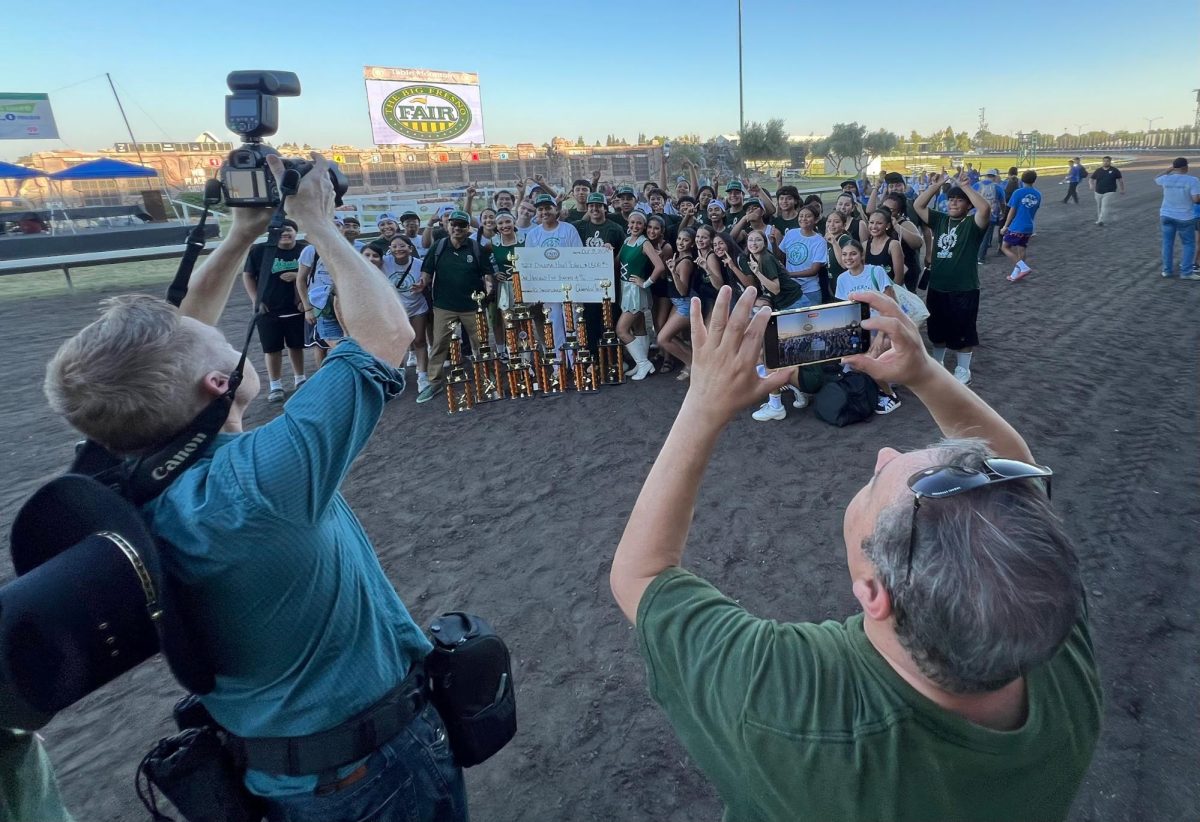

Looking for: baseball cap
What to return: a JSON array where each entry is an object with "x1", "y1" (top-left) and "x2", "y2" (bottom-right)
[
  {"x1": 884, "y1": 172, "x2": 905, "y2": 185},
  {"x1": 376, "y1": 211, "x2": 397, "y2": 226},
  {"x1": 744, "y1": 197, "x2": 762, "y2": 209},
  {"x1": 707, "y1": 200, "x2": 727, "y2": 212},
  {"x1": 615, "y1": 185, "x2": 635, "y2": 197},
  {"x1": 725, "y1": 180, "x2": 744, "y2": 192},
  {"x1": 841, "y1": 179, "x2": 859, "y2": 189},
  {"x1": 986, "y1": 168, "x2": 1000, "y2": 177},
  {"x1": 946, "y1": 186, "x2": 969, "y2": 201},
  {"x1": 399, "y1": 210, "x2": 419, "y2": 221},
  {"x1": 586, "y1": 192, "x2": 607, "y2": 205},
  {"x1": 448, "y1": 210, "x2": 471, "y2": 224},
  {"x1": 533, "y1": 193, "x2": 557, "y2": 207},
  {"x1": 341, "y1": 215, "x2": 361, "y2": 226},
  {"x1": 1171, "y1": 157, "x2": 1188, "y2": 169}
]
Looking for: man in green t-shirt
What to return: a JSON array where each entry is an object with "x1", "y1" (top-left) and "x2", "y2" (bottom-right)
[
  {"x1": 913, "y1": 172, "x2": 992, "y2": 386},
  {"x1": 416, "y1": 209, "x2": 493, "y2": 403},
  {"x1": 609, "y1": 185, "x2": 637, "y2": 229},
  {"x1": 611, "y1": 288, "x2": 1100, "y2": 822},
  {"x1": 575, "y1": 192, "x2": 626, "y2": 343}
]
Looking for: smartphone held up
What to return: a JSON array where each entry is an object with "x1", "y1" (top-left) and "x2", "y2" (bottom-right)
[{"x1": 762, "y1": 301, "x2": 871, "y2": 370}]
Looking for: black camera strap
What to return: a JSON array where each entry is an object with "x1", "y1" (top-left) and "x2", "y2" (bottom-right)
[
  {"x1": 166, "y1": 179, "x2": 224, "y2": 309},
  {"x1": 101, "y1": 169, "x2": 304, "y2": 505}
]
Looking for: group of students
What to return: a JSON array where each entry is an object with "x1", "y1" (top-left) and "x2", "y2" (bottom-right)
[{"x1": 252, "y1": 164, "x2": 1016, "y2": 419}]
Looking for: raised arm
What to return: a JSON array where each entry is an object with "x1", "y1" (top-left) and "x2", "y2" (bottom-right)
[
  {"x1": 958, "y1": 177, "x2": 993, "y2": 230},
  {"x1": 611, "y1": 287, "x2": 792, "y2": 622},
  {"x1": 912, "y1": 173, "x2": 941, "y2": 225},
  {"x1": 268, "y1": 154, "x2": 413, "y2": 366},
  {"x1": 842, "y1": 290, "x2": 1033, "y2": 462},
  {"x1": 179, "y1": 207, "x2": 273, "y2": 326}
]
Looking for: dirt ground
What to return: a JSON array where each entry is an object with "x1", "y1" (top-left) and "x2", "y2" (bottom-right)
[{"x1": 1, "y1": 166, "x2": 1196, "y2": 821}]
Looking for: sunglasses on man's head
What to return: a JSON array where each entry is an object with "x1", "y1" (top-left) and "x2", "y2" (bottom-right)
[{"x1": 903, "y1": 458, "x2": 1053, "y2": 583}]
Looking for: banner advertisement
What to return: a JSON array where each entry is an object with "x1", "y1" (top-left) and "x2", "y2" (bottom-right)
[
  {"x1": 514, "y1": 247, "x2": 614, "y2": 304},
  {"x1": 0, "y1": 93, "x2": 59, "y2": 140},
  {"x1": 364, "y1": 66, "x2": 485, "y2": 147}
]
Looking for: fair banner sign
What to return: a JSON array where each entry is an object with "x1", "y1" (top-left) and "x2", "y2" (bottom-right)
[
  {"x1": 363, "y1": 66, "x2": 485, "y2": 147},
  {"x1": 0, "y1": 93, "x2": 59, "y2": 140},
  {"x1": 515, "y1": 247, "x2": 614, "y2": 304}
]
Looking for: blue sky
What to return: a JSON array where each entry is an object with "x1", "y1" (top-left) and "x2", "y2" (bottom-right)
[{"x1": 3, "y1": 0, "x2": 1196, "y2": 160}]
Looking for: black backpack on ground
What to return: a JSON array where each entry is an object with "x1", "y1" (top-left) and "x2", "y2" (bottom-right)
[{"x1": 813, "y1": 372, "x2": 878, "y2": 427}]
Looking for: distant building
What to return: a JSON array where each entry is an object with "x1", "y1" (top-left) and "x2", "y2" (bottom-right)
[{"x1": 16, "y1": 137, "x2": 665, "y2": 206}]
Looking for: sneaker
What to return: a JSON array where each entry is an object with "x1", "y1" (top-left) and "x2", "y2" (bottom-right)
[
  {"x1": 675, "y1": 367, "x2": 690, "y2": 382},
  {"x1": 417, "y1": 374, "x2": 431, "y2": 393},
  {"x1": 1095, "y1": 221, "x2": 1104, "y2": 226},
  {"x1": 1181, "y1": 273, "x2": 1200, "y2": 281},
  {"x1": 752, "y1": 401, "x2": 786, "y2": 421},
  {"x1": 953, "y1": 366, "x2": 972, "y2": 386},
  {"x1": 785, "y1": 385, "x2": 809, "y2": 409},
  {"x1": 1161, "y1": 271, "x2": 1174, "y2": 278},
  {"x1": 267, "y1": 388, "x2": 285, "y2": 403},
  {"x1": 1009, "y1": 268, "x2": 1031, "y2": 282},
  {"x1": 630, "y1": 360, "x2": 656, "y2": 381},
  {"x1": 416, "y1": 384, "x2": 443, "y2": 404},
  {"x1": 875, "y1": 394, "x2": 902, "y2": 415},
  {"x1": 405, "y1": 352, "x2": 417, "y2": 368}
]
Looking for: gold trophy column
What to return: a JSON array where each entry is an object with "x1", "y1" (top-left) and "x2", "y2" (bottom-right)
[
  {"x1": 445, "y1": 321, "x2": 475, "y2": 414},
  {"x1": 538, "y1": 309, "x2": 564, "y2": 395},
  {"x1": 598, "y1": 280, "x2": 625, "y2": 385},
  {"x1": 470, "y1": 290, "x2": 504, "y2": 402},
  {"x1": 574, "y1": 301, "x2": 599, "y2": 393},
  {"x1": 504, "y1": 262, "x2": 535, "y2": 399}
]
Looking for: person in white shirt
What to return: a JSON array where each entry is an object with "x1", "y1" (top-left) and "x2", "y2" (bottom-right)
[
  {"x1": 774, "y1": 206, "x2": 828, "y2": 305},
  {"x1": 385, "y1": 236, "x2": 430, "y2": 391},
  {"x1": 835, "y1": 240, "x2": 901, "y2": 415},
  {"x1": 1153, "y1": 158, "x2": 1200, "y2": 278},
  {"x1": 523, "y1": 194, "x2": 583, "y2": 350}
]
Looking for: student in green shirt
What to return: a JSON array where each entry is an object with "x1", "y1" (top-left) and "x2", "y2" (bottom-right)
[
  {"x1": 611, "y1": 287, "x2": 1100, "y2": 822},
  {"x1": 913, "y1": 172, "x2": 992, "y2": 386}
]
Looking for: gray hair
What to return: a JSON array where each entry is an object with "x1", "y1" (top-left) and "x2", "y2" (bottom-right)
[
  {"x1": 861, "y1": 438, "x2": 1080, "y2": 694},
  {"x1": 44, "y1": 295, "x2": 227, "y2": 454}
]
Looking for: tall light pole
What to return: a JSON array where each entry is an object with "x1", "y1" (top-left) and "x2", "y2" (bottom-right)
[
  {"x1": 737, "y1": 0, "x2": 744, "y2": 138},
  {"x1": 1144, "y1": 115, "x2": 1162, "y2": 133},
  {"x1": 1074, "y1": 123, "x2": 1087, "y2": 136}
]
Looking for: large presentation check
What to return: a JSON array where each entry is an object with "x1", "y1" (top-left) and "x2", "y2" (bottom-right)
[{"x1": 515, "y1": 247, "x2": 614, "y2": 303}]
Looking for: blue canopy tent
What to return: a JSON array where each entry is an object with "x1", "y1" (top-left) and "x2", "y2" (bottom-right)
[
  {"x1": 0, "y1": 161, "x2": 45, "y2": 180},
  {"x1": 47, "y1": 158, "x2": 157, "y2": 180},
  {"x1": 0, "y1": 161, "x2": 45, "y2": 198}
]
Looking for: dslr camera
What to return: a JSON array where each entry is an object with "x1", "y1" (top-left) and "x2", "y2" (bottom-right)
[{"x1": 219, "y1": 70, "x2": 348, "y2": 208}]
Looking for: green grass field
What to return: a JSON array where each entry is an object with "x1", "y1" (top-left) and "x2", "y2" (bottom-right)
[{"x1": 0, "y1": 259, "x2": 177, "y2": 302}]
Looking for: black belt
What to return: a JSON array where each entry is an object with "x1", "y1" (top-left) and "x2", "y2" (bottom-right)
[{"x1": 228, "y1": 664, "x2": 427, "y2": 777}]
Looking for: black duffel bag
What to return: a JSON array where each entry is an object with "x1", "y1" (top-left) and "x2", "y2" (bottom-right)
[
  {"x1": 813, "y1": 371, "x2": 878, "y2": 427},
  {"x1": 426, "y1": 612, "x2": 516, "y2": 767}
]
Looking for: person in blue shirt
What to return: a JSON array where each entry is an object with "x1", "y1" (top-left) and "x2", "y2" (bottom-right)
[
  {"x1": 972, "y1": 169, "x2": 1008, "y2": 263},
  {"x1": 43, "y1": 153, "x2": 468, "y2": 822},
  {"x1": 999, "y1": 170, "x2": 1043, "y2": 282},
  {"x1": 1153, "y1": 157, "x2": 1200, "y2": 278},
  {"x1": 1062, "y1": 158, "x2": 1086, "y2": 204}
]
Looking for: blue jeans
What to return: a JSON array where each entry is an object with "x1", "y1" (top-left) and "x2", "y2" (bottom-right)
[
  {"x1": 263, "y1": 705, "x2": 468, "y2": 822},
  {"x1": 1160, "y1": 216, "x2": 1197, "y2": 274}
]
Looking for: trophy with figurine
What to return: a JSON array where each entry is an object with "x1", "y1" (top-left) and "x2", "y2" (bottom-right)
[
  {"x1": 470, "y1": 290, "x2": 504, "y2": 402},
  {"x1": 445, "y1": 321, "x2": 475, "y2": 414},
  {"x1": 503, "y1": 311, "x2": 535, "y2": 399},
  {"x1": 537, "y1": 310, "x2": 565, "y2": 396},
  {"x1": 572, "y1": 301, "x2": 600, "y2": 393},
  {"x1": 597, "y1": 280, "x2": 624, "y2": 385},
  {"x1": 559, "y1": 284, "x2": 583, "y2": 387}
]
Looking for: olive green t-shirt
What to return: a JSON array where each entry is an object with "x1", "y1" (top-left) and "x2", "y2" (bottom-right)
[
  {"x1": 925, "y1": 210, "x2": 984, "y2": 292},
  {"x1": 574, "y1": 219, "x2": 626, "y2": 251},
  {"x1": 422, "y1": 238, "x2": 486, "y2": 312},
  {"x1": 637, "y1": 568, "x2": 1101, "y2": 822},
  {"x1": 738, "y1": 251, "x2": 803, "y2": 309},
  {"x1": 771, "y1": 213, "x2": 799, "y2": 235}
]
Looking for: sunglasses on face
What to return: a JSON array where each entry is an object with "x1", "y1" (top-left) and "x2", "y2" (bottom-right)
[{"x1": 904, "y1": 458, "x2": 1053, "y2": 584}]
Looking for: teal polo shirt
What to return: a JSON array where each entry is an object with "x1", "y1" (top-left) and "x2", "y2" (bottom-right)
[{"x1": 144, "y1": 340, "x2": 431, "y2": 797}]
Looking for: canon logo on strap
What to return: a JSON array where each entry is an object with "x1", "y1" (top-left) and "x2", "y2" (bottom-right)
[{"x1": 150, "y1": 433, "x2": 209, "y2": 481}]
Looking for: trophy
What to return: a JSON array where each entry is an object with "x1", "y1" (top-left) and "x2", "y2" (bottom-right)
[
  {"x1": 597, "y1": 280, "x2": 625, "y2": 385},
  {"x1": 571, "y1": 301, "x2": 599, "y2": 393},
  {"x1": 538, "y1": 310, "x2": 565, "y2": 396},
  {"x1": 560, "y1": 283, "x2": 582, "y2": 367},
  {"x1": 503, "y1": 311, "x2": 534, "y2": 399},
  {"x1": 444, "y1": 321, "x2": 475, "y2": 414},
  {"x1": 471, "y1": 290, "x2": 504, "y2": 402}
]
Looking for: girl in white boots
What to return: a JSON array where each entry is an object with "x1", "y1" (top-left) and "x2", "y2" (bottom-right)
[{"x1": 617, "y1": 211, "x2": 667, "y2": 380}]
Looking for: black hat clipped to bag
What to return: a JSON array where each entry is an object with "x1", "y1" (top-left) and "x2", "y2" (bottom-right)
[{"x1": 0, "y1": 474, "x2": 213, "y2": 730}]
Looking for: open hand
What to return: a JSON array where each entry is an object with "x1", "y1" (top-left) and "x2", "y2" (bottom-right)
[{"x1": 682, "y1": 286, "x2": 792, "y2": 424}]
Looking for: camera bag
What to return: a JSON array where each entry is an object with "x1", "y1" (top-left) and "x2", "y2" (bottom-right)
[
  {"x1": 813, "y1": 372, "x2": 878, "y2": 427},
  {"x1": 425, "y1": 612, "x2": 516, "y2": 767}
]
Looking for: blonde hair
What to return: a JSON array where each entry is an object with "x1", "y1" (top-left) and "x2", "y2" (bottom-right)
[{"x1": 44, "y1": 295, "x2": 228, "y2": 454}]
